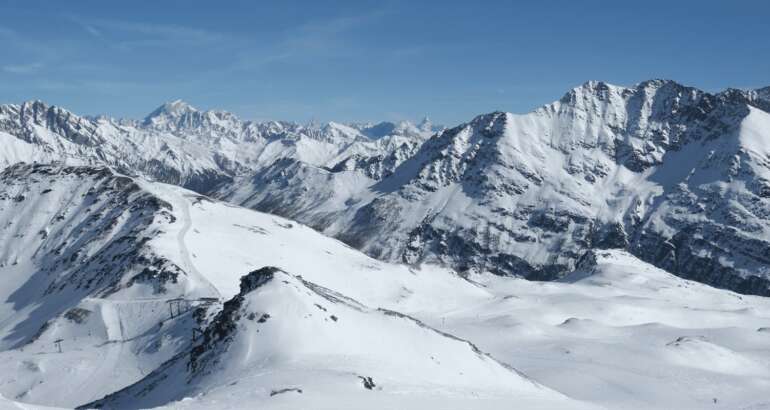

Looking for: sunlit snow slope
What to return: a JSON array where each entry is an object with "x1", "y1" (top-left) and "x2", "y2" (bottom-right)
[
  {"x1": 87, "y1": 267, "x2": 588, "y2": 410},
  {"x1": 1, "y1": 164, "x2": 768, "y2": 410},
  {"x1": 220, "y1": 81, "x2": 770, "y2": 295},
  {"x1": 0, "y1": 164, "x2": 590, "y2": 409},
  {"x1": 2, "y1": 80, "x2": 769, "y2": 296}
]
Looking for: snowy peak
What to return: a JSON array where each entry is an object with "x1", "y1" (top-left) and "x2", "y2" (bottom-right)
[
  {"x1": 0, "y1": 100, "x2": 103, "y2": 147},
  {"x1": 87, "y1": 264, "x2": 586, "y2": 410},
  {"x1": 558, "y1": 78, "x2": 704, "y2": 116},
  {"x1": 325, "y1": 119, "x2": 438, "y2": 142},
  {"x1": 314, "y1": 81, "x2": 770, "y2": 293},
  {"x1": 746, "y1": 85, "x2": 770, "y2": 112},
  {"x1": 140, "y1": 99, "x2": 247, "y2": 141},
  {"x1": 357, "y1": 121, "x2": 400, "y2": 139},
  {"x1": 143, "y1": 99, "x2": 199, "y2": 124},
  {"x1": 757, "y1": 85, "x2": 770, "y2": 99},
  {"x1": 561, "y1": 79, "x2": 626, "y2": 102},
  {"x1": 418, "y1": 115, "x2": 433, "y2": 132}
]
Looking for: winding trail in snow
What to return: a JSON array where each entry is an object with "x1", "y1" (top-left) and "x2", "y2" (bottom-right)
[
  {"x1": 171, "y1": 194, "x2": 220, "y2": 299},
  {"x1": 176, "y1": 196, "x2": 203, "y2": 279}
]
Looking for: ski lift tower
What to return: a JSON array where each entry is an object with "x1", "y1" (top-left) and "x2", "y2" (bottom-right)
[{"x1": 166, "y1": 298, "x2": 191, "y2": 319}]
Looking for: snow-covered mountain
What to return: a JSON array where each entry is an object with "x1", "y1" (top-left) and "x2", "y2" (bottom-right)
[
  {"x1": 86, "y1": 267, "x2": 588, "y2": 410},
  {"x1": 0, "y1": 163, "x2": 216, "y2": 406},
  {"x1": 0, "y1": 163, "x2": 594, "y2": 409},
  {"x1": 0, "y1": 164, "x2": 768, "y2": 409},
  {"x1": 0, "y1": 99, "x2": 438, "y2": 194},
  {"x1": 0, "y1": 79, "x2": 769, "y2": 300},
  {"x1": 220, "y1": 80, "x2": 770, "y2": 296}
]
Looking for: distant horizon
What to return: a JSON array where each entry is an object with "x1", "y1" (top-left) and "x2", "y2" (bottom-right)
[
  {"x1": 5, "y1": 78, "x2": 768, "y2": 128},
  {"x1": 2, "y1": 0, "x2": 769, "y2": 124}
]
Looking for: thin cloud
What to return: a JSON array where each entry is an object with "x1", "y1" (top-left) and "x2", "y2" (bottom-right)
[
  {"x1": 83, "y1": 24, "x2": 102, "y2": 37},
  {"x1": 231, "y1": 11, "x2": 388, "y2": 71},
  {"x1": 2, "y1": 62, "x2": 44, "y2": 74},
  {"x1": 0, "y1": 26, "x2": 60, "y2": 57},
  {"x1": 66, "y1": 15, "x2": 225, "y2": 47}
]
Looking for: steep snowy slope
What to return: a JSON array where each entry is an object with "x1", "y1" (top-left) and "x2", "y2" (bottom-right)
[
  {"x1": 221, "y1": 80, "x2": 770, "y2": 295},
  {"x1": 0, "y1": 163, "x2": 219, "y2": 406},
  {"x1": 0, "y1": 164, "x2": 208, "y2": 347},
  {"x1": 86, "y1": 267, "x2": 590, "y2": 410},
  {"x1": 0, "y1": 164, "x2": 581, "y2": 409}
]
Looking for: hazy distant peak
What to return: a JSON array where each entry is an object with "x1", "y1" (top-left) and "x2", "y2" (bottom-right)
[{"x1": 143, "y1": 99, "x2": 199, "y2": 126}]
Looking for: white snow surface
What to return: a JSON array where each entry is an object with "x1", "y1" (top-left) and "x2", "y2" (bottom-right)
[{"x1": 0, "y1": 165, "x2": 768, "y2": 409}]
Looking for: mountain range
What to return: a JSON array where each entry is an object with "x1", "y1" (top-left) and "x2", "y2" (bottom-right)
[
  {"x1": 0, "y1": 80, "x2": 769, "y2": 409},
  {"x1": 2, "y1": 79, "x2": 769, "y2": 296}
]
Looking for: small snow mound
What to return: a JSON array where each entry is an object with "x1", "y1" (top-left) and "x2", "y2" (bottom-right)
[
  {"x1": 557, "y1": 317, "x2": 592, "y2": 327},
  {"x1": 665, "y1": 335, "x2": 767, "y2": 376},
  {"x1": 556, "y1": 317, "x2": 599, "y2": 333},
  {"x1": 665, "y1": 335, "x2": 709, "y2": 347}
]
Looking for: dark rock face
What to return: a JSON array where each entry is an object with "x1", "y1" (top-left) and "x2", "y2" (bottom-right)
[
  {"x1": 240, "y1": 267, "x2": 280, "y2": 294},
  {"x1": 0, "y1": 164, "x2": 182, "y2": 298},
  {"x1": 63, "y1": 308, "x2": 92, "y2": 324},
  {"x1": 0, "y1": 163, "x2": 194, "y2": 347},
  {"x1": 188, "y1": 267, "x2": 283, "y2": 374},
  {"x1": 633, "y1": 225, "x2": 770, "y2": 296},
  {"x1": 592, "y1": 222, "x2": 629, "y2": 250}
]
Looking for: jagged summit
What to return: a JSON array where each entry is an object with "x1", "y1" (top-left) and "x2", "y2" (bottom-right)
[
  {"x1": 0, "y1": 79, "x2": 769, "y2": 297},
  {"x1": 633, "y1": 78, "x2": 686, "y2": 88},
  {"x1": 418, "y1": 115, "x2": 433, "y2": 132},
  {"x1": 144, "y1": 99, "x2": 198, "y2": 120},
  {"x1": 225, "y1": 80, "x2": 770, "y2": 296},
  {"x1": 141, "y1": 99, "x2": 208, "y2": 130},
  {"x1": 754, "y1": 85, "x2": 770, "y2": 106},
  {"x1": 558, "y1": 78, "x2": 694, "y2": 107},
  {"x1": 19, "y1": 99, "x2": 52, "y2": 109}
]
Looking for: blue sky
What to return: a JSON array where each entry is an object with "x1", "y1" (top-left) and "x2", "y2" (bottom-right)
[{"x1": 1, "y1": 0, "x2": 769, "y2": 125}]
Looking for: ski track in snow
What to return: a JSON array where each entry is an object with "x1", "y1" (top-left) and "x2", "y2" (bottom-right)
[
  {"x1": 101, "y1": 301, "x2": 125, "y2": 342},
  {"x1": 177, "y1": 196, "x2": 201, "y2": 279},
  {"x1": 70, "y1": 301, "x2": 125, "y2": 403},
  {"x1": 169, "y1": 193, "x2": 218, "y2": 299}
]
